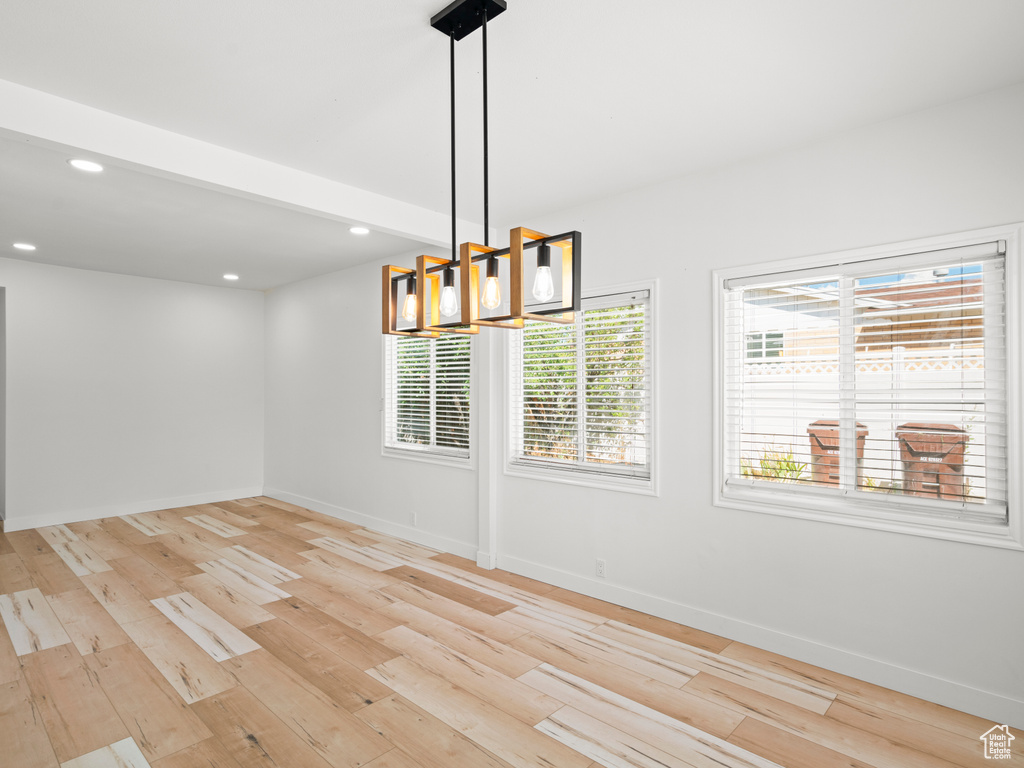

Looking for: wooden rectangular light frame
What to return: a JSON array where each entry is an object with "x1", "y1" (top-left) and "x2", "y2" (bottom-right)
[
  {"x1": 510, "y1": 227, "x2": 581, "y2": 325},
  {"x1": 459, "y1": 241, "x2": 524, "y2": 329},
  {"x1": 415, "y1": 255, "x2": 479, "y2": 335},
  {"x1": 381, "y1": 264, "x2": 439, "y2": 338}
]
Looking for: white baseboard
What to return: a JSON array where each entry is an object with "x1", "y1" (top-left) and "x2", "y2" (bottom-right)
[
  {"x1": 1, "y1": 486, "x2": 265, "y2": 532},
  {"x1": 262, "y1": 487, "x2": 478, "y2": 561},
  {"x1": 498, "y1": 553, "x2": 1024, "y2": 728}
]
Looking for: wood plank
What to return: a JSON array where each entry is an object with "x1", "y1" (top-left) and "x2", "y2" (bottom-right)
[
  {"x1": 242, "y1": 617, "x2": 394, "y2": 711},
  {"x1": 261, "y1": 596, "x2": 400, "y2": 670},
  {"x1": 683, "y1": 672, "x2": 966, "y2": 768},
  {"x1": 0, "y1": 613, "x2": 21, "y2": 684},
  {"x1": 224, "y1": 649, "x2": 391, "y2": 768},
  {"x1": 385, "y1": 565, "x2": 516, "y2": 616},
  {"x1": 132, "y1": 542, "x2": 203, "y2": 581},
  {"x1": 362, "y1": 748, "x2": 433, "y2": 768},
  {"x1": 65, "y1": 521, "x2": 134, "y2": 560},
  {"x1": 522, "y1": 663, "x2": 781, "y2": 768},
  {"x1": 119, "y1": 614, "x2": 237, "y2": 704},
  {"x1": 152, "y1": 592, "x2": 261, "y2": 662},
  {"x1": 109, "y1": 555, "x2": 180, "y2": 599},
  {"x1": 226, "y1": 531, "x2": 314, "y2": 569},
  {"x1": 503, "y1": 608, "x2": 695, "y2": 687},
  {"x1": 255, "y1": 496, "x2": 313, "y2": 515},
  {"x1": 378, "y1": 624, "x2": 562, "y2": 725},
  {"x1": 85, "y1": 642, "x2": 213, "y2": 761},
  {"x1": 727, "y1": 717, "x2": 880, "y2": 768},
  {"x1": 23, "y1": 552, "x2": 84, "y2": 595},
  {"x1": 0, "y1": 678, "x2": 60, "y2": 768},
  {"x1": 61, "y1": 738, "x2": 152, "y2": 768},
  {"x1": 826, "y1": 696, "x2": 1018, "y2": 767},
  {"x1": 95, "y1": 517, "x2": 153, "y2": 548},
  {"x1": 178, "y1": 573, "x2": 275, "y2": 629},
  {"x1": 367, "y1": 655, "x2": 591, "y2": 768},
  {"x1": 190, "y1": 685, "x2": 336, "y2": 768},
  {"x1": 0, "y1": 531, "x2": 15, "y2": 556},
  {"x1": 431, "y1": 553, "x2": 559, "y2": 596},
  {"x1": 593, "y1": 620, "x2": 836, "y2": 713},
  {"x1": 216, "y1": 545, "x2": 301, "y2": 583},
  {"x1": 306, "y1": 537, "x2": 405, "y2": 571},
  {"x1": 294, "y1": 548, "x2": 399, "y2": 589},
  {"x1": 35, "y1": 524, "x2": 80, "y2": 548},
  {"x1": 190, "y1": 503, "x2": 260, "y2": 528},
  {"x1": 45, "y1": 588, "x2": 130, "y2": 655},
  {"x1": 380, "y1": 580, "x2": 528, "y2": 643},
  {"x1": 545, "y1": 586, "x2": 732, "y2": 653},
  {"x1": 291, "y1": 559, "x2": 401, "y2": 611},
  {"x1": 297, "y1": 521, "x2": 380, "y2": 547},
  {"x1": 150, "y1": 737, "x2": 244, "y2": 768},
  {"x1": 45, "y1": 538, "x2": 112, "y2": 578},
  {"x1": 183, "y1": 515, "x2": 247, "y2": 539},
  {"x1": 0, "y1": 551, "x2": 35, "y2": 593},
  {"x1": 509, "y1": 631, "x2": 744, "y2": 740},
  {"x1": 150, "y1": 532, "x2": 220, "y2": 565},
  {"x1": 197, "y1": 559, "x2": 290, "y2": 605},
  {"x1": 720, "y1": 641, "x2": 998, "y2": 741},
  {"x1": 536, "y1": 705, "x2": 694, "y2": 768},
  {"x1": 148, "y1": 516, "x2": 233, "y2": 551},
  {"x1": 5, "y1": 529, "x2": 54, "y2": 559},
  {"x1": 20, "y1": 644, "x2": 130, "y2": 762},
  {"x1": 354, "y1": 529, "x2": 441, "y2": 558},
  {"x1": 79, "y1": 570, "x2": 161, "y2": 625},
  {"x1": 285, "y1": 579, "x2": 398, "y2": 636},
  {"x1": 354, "y1": 694, "x2": 516, "y2": 768},
  {"x1": 0, "y1": 587, "x2": 72, "y2": 655},
  {"x1": 122, "y1": 513, "x2": 177, "y2": 537},
  {"x1": 379, "y1": 600, "x2": 541, "y2": 678}
]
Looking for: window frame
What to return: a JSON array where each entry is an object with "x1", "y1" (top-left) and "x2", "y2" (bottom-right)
[
  {"x1": 713, "y1": 224, "x2": 1024, "y2": 550},
  {"x1": 381, "y1": 333, "x2": 476, "y2": 470},
  {"x1": 505, "y1": 279, "x2": 658, "y2": 496}
]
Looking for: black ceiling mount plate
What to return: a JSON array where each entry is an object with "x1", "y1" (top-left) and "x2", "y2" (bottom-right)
[{"x1": 431, "y1": 0, "x2": 507, "y2": 41}]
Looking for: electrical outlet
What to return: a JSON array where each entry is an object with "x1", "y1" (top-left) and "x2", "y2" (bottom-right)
[
  {"x1": 412, "y1": 512, "x2": 418, "y2": 527},
  {"x1": 595, "y1": 559, "x2": 606, "y2": 578}
]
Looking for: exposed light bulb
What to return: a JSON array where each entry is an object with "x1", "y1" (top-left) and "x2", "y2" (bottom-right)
[
  {"x1": 439, "y1": 266, "x2": 459, "y2": 317},
  {"x1": 440, "y1": 286, "x2": 459, "y2": 317},
  {"x1": 401, "y1": 275, "x2": 417, "y2": 322},
  {"x1": 532, "y1": 266, "x2": 554, "y2": 302},
  {"x1": 481, "y1": 257, "x2": 502, "y2": 310},
  {"x1": 532, "y1": 244, "x2": 555, "y2": 302},
  {"x1": 402, "y1": 292, "x2": 417, "y2": 322}
]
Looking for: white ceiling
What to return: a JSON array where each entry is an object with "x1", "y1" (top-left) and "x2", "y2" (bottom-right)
[{"x1": 1, "y1": 0, "x2": 1024, "y2": 290}]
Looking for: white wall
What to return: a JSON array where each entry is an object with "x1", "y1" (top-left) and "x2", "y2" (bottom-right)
[
  {"x1": 495, "y1": 83, "x2": 1024, "y2": 724},
  {"x1": 0, "y1": 259, "x2": 265, "y2": 529},
  {"x1": 264, "y1": 83, "x2": 1024, "y2": 723},
  {"x1": 263, "y1": 254, "x2": 479, "y2": 556}
]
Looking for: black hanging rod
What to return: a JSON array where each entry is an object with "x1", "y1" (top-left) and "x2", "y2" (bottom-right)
[{"x1": 431, "y1": 0, "x2": 506, "y2": 40}]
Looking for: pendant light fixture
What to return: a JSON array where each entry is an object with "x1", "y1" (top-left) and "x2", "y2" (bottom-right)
[{"x1": 381, "y1": 0, "x2": 582, "y2": 336}]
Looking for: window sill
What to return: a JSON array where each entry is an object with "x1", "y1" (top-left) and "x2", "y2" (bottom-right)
[
  {"x1": 715, "y1": 483, "x2": 1023, "y2": 550},
  {"x1": 505, "y1": 461, "x2": 657, "y2": 496},
  {"x1": 382, "y1": 446, "x2": 474, "y2": 471}
]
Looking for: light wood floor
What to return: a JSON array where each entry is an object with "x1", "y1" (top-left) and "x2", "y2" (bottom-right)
[{"x1": 0, "y1": 498, "x2": 1017, "y2": 768}]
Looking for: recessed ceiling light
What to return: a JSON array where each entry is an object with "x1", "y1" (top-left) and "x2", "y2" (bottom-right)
[
  {"x1": 13, "y1": 242, "x2": 37, "y2": 251},
  {"x1": 68, "y1": 159, "x2": 104, "y2": 173},
  {"x1": 223, "y1": 274, "x2": 240, "y2": 281},
  {"x1": 349, "y1": 226, "x2": 370, "y2": 235}
]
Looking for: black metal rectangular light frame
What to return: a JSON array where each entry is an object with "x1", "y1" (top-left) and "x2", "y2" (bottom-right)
[{"x1": 431, "y1": 0, "x2": 507, "y2": 40}]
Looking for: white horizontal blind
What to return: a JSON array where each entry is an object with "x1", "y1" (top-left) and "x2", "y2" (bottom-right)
[
  {"x1": 384, "y1": 335, "x2": 470, "y2": 458},
  {"x1": 723, "y1": 243, "x2": 1007, "y2": 523},
  {"x1": 510, "y1": 290, "x2": 652, "y2": 480}
]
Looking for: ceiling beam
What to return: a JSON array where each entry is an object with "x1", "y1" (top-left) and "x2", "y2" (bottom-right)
[{"x1": 0, "y1": 78, "x2": 482, "y2": 249}]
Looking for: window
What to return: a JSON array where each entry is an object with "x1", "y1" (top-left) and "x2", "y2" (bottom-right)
[
  {"x1": 383, "y1": 334, "x2": 471, "y2": 461},
  {"x1": 509, "y1": 288, "x2": 654, "y2": 490},
  {"x1": 746, "y1": 331, "x2": 784, "y2": 359},
  {"x1": 715, "y1": 227, "x2": 1023, "y2": 547}
]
